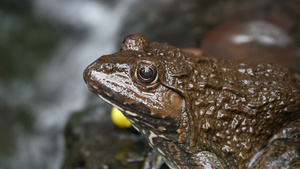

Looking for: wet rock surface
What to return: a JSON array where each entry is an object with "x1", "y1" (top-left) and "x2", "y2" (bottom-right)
[
  {"x1": 120, "y1": 0, "x2": 300, "y2": 49},
  {"x1": 202, "y1": 19, "x2": 296, "y2": 67},
  {"x1": 63, "y1": 103, "x2": 146, "y2": 169}
]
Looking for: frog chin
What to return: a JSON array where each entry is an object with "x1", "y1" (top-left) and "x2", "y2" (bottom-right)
[
  {"x1": 92, "y1": 87, "x2": 177, "y2": 133},
  {"x1": 98, "y1": 91, "x2": 177, "y2": 129}
]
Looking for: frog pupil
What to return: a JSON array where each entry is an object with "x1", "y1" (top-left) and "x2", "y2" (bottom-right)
[{"x1": 139, "y1": 66, "x2": 153, "y2": 80}]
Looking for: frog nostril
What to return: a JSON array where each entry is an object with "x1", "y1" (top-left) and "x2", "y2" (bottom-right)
[{"x1": 105, "y1": 63, "x2": 113, "y2": 70}]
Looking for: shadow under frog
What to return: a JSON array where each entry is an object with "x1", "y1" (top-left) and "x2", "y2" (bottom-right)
[{"x1": 84, "y1": 34, "x2": 300, "y2": 169}]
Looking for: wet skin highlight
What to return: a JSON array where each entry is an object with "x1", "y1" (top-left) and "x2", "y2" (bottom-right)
[{"x1": 84, "y1": 34, "x2": 300, "y2": 169}]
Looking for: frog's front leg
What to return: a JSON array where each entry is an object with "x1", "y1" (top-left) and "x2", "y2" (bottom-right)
[
  {"x1": 248, "y1": 123, "x2": 300, "y2": 169},
  {"x1": 156, "y1": 141, "x2": 226, "y2": 169}
]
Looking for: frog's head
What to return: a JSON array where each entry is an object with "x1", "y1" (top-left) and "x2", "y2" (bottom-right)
[{"x1": 84, "y1": 34, "x2": 190, "y2": 145}]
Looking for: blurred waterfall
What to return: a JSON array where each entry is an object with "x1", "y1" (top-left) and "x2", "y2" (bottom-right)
[{"x1": 1, "y1": 0, "x2": 136, "y2": 168}]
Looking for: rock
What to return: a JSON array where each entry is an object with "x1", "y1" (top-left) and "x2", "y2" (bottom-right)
[
  {"x1": 62, "y1": 105, "x2": 149, "y2": 169},
  {"x1": 202, "y1": 19, "x2": 296, "y2": 67}
]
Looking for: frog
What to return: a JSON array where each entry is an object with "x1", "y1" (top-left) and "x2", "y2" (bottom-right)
[{"x1": 83, "y1": 34, "x2": 300, "y2": 169}]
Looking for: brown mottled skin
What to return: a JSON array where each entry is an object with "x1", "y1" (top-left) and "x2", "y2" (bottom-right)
[{"x1": 84, "y1": 34, "x2": 300, "y2": 168}]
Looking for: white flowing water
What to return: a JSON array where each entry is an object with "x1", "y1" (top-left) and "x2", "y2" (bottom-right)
[{"x1": 1, "y1": 0, "x2": 136, "y2": 168}]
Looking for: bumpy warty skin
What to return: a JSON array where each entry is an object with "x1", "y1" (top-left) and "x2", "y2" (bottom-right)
[{"x1": 84, "y1": 34, "x2": 300, "y2": 169}]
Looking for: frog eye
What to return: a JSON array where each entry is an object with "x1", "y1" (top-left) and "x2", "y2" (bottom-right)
[{"x1": 135, "y1": 62, "x2": 158, "y2": 84}]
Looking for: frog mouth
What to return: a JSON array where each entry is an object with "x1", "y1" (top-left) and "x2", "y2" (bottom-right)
[{"x1": 86, "y1": 82, "x2": 176, "y2": 129}]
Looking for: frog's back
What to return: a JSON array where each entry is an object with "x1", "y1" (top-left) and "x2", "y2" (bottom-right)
[
  {"x1": 156, "y1": 43, "x2": 300, "y2": 168},
  {"x1": 197, "y1": 58, "x2": 299, "y2": 168},
  {"x1": 210, "y1": 59, "x2": 300, "y2": 168}
]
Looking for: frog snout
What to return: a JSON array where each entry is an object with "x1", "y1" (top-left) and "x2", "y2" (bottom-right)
[
  {"x1": 85, "y1": 82, "x2": 96, "y2": 93},
  {"x1": 83, "y1": 66, "x2": 100, "y2": 93},
  {"x1": 84, "y1": 76, "x2": 101, "y2": 95},
  {"x1": 83, "y1": 66, "x2": 92, "y2": 84},
  {"x1": 83, "y1": 67, "x2": 95, "y2": 93}
]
